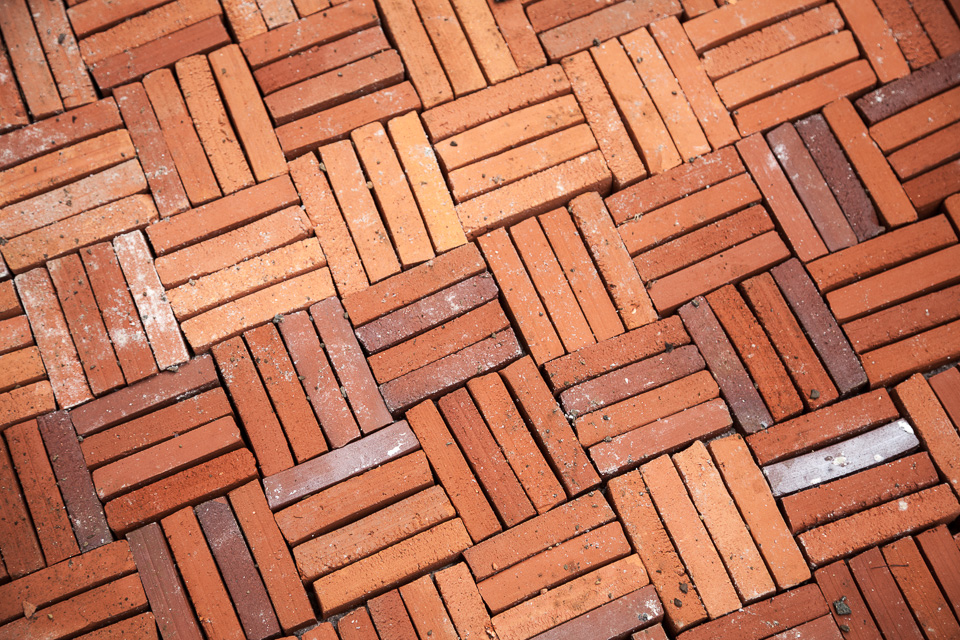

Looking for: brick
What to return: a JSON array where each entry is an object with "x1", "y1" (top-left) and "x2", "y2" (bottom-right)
[
  {"x1": 160, "y1": 507, "x2": 245, "y2": 640},
  {"x1": 176, "y1": 54, "x2": 254, "y2": 195},
  {"x1": 889, "y1": 120, "x2": 960, "y2": 180},
  {"x1": 302, "y1": 623, "x2": 339, "y2": 640},
  {"x1": 126, "y1": 522, "x2": 203, "y2": 640},
  {"x1": 0, "y1": 436, "x2": 43, "y2": 578},
  {"x1": 512, "y1": 217, "x2": 594, "y2": 352},
  {"x1": 618, "y1": 173, "x2": 761, "y2": 255},
  {"x1": 526, "y1": 0, "x2": 621, "y2": 32},
  {"x1": 734, "y1": 61, "x2": 877, "y2": 137},
  {"x1": 0, "y1": 281, "x2": 19, "y2": 320},
  {"x1": 883, "y1": 536, "x2": 960, "y2": 637},
  {"x1": 917, "y1": 524, "x2": 960, "y2": 620},
  {"x1": 632, "y1": 624, "x2": 670, "y2": 640},
  {"x1": 478, "y1": 522, "x2": 631, "y2": 613},
  {"x1": 114, "y1": 82, "x2": 190, "y2": 217},
  {"x1": 0, "y1": 316, "x2": 32, "y2": 356},
  {"x1": 903, "y1": 156, "x2": 960, "y2": 214},
  {"x1": 773, "y1": 259, "x2": 867, "y2": 394},
  {"x1": 931, "y1": 366, "x2": 960, "y2": 427},
  {"x1": 377, "y1": 0, "x2": 453, "y2": 109},
  {"x1": 590, "y1": 39, "x2": 681, "y2": 176},
  {"x1": 15, "y1": 268, "x2": 92, "y2": 408},
  {"x1": 388, "y1": 111, "x2": 467, "y2": 253},
  {"x1": 294, "y1": 486, "x2": 454, "y2": 580},
  {"x1": 400, "y1": 575, "x2": 459, "y2": 640},
  {"x1": 275, "y1": 450, "x2": 432, "y2": 545},
  {"x1": 314, "y1": 518, "x2": 472, "y2": 616},
  {"x1": 620, "y1": 26, "x2": 711, "y2": 163},
  {"x1": 540, "y1": 0, "x2": 681, "y2": 62},
  {"x1": 0, "y1": 573, "x2": 148, "y2": 640},
  {"x1": 862, "y1": 317, "x2": 960, "y2": 385},
  {"x1": 351, "y1": 122, "x2": 434, "y2": 268},
  {"x1": 67, "y1": 0, "x2": 172, "y2": 40},
  {"x1": 913, "y1": 0, "x2": 960, "y2": 57},
  {"x1": 0, "y1": 382, "x2": 57, "y2": 432},
  {"x1": 413, "y1": 0, "x2": 485, "y2": 98},
  {"x1": 0, "y1": 129, "x2": 135, "y2": 211},
  {"x1": 369, "y1": 589, "x2": 419, "y2": 640},
  {"x1": 768, "y1": 122, "x2": 857, "y2": 251},
  {"x1": 0, "y1": 347, "x2": 45, "y2": 393},
  {"x1": 253, "y1": 27, "x2": 391, "y2": 94},
  {"x1": 794, "y1": 113, "x2": 883, "y2": 242},
  {"x1": 531, "y1": 585, "x2": 662, "y2": 640},
  {"x1": 337, "y1": 608, "x2": 379, "y2": 640},
  {"x1": 278, "y1": 311, "x2": 360, "y2": 449},
  {"x1": 868, "y1": 86, "x2": 960, "y2": 153},
  {"x1": 0, "y1": 42, "x2": 26, "y2": 133},
  {"x1": 841, "y1": 286, "x2": 960, "y2": 355},
  {"x1": 484, "y1": 0, "x2": 544, "y2": 73},
  {"x1": 89, "y1": 17, "x2": 233, "y2": 91},
  {"x1": 823, "y1": 97, "x2": 917, "y2": 226},
  {"x1": 74, "y1": 613, "x2": 159, "y2": 639},
  {"x1": 36, "y1": 412, "x2": 112, "y2": 553},
  {"x1": 876, "y1": 0, "x2": 938, "y2": 69},
  {"x1": 834, "y1": 0, "x2": 909, "y2": 83},
  {"x1": 113, "y1": 231, "x2": 189, "y2": 370},
  {"x1": 421, "y1": 65, "x2": 570, "y2": 140},
  {"x1": 799, "y1": 483, "x2": 960, "y2": 567},
  {"x1": 195, "y1": 498, "x2": 281, "y2": 640},
  {"x1": 277, "y1": 82, "x2": 421, "y2": 157},
  {"x1": 563, "y1": 51, "x2": 645, "y2": 189},
  {"x1": 435, "y1": 562, "x2": 498, "y2": 639},
  {"x1": 146, "y1": 175, "x2": 298, "y2": 255},
  {"x1": 561, "y1": 345, "x2": 705, "y2": 418},
  {"x1": 479, "y1": 229, "x2": 563, "y2": 364},
  {"x1": 263, "y1": 420, "x2": 418, "y2": 510},
  {"x1": 0, "y1": 160, "x2": 147, "y2": 243},
  {"x1": 539, "y1": 207, "x2": 623, "y2": 341},
  {"x1": 0, "y1": 98, "x2": 121, "y2": 172},
  {"x1": 683, "y1": 0, "x2": 825, "y2": 52},
  {"x1": 896, "y1": 373, "x2": 960, "y2": 498},
  {"x1": 319, "y1": 141, "x2": 400, "y2": 283},
  {"x1": 849, "y1": 546, "x2": 925, "y2": 639},
  {"x1": 700, "y1": 5, "x2": 845, "y2": 80},
  {"x1": 440, "y1": 388, "x2": 535, "y2": 526},
  {"x1": 103, "y1": 448, "x2": 258, "y2": 535},
  {"x1": 0, "y1": 0, "x2": 62, "y2": 120},
  {"x1": 814, "y1": 561, "x2": 882, "y2": 640}
]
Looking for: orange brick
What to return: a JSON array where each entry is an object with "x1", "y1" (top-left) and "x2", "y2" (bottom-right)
[
  {"x1": 414, "y1": 0, "x2": 484, "y2": 98},
  {"x1": 896, "y1": 373, "x2": 960, "y2": 499},
  {"x1": 0, "y1": 316, "x2": 32, "y2": 356},
  {"x1": 435, "y1": 562, "x2": 497, "y2": 639},
  {"x1": 377, "y1": 0, "x2": 453, "y2": 108},
  {"x1": 835, "y1": 0, "x2": 910, "y2": 82},
  {"x1": 883, "y1": 536, "x2": 960, "y2": 637},
  {"x1": 484, "y1": 0, "x2": 544, "y2": 73},
  {"x1": 0, "y1": 0, "x2": 62, "y2": 120},
  {"x1": 0, "y1": 42, "x2": 27, "y2": 132},
  {"x1": 27, "y1": 0, "x2": 95, "y2": 109},
  {"x1": 683, "y1": 0, "x2": 825, "y2": 52},
  {"x1": 0, "y1": 344, "x2": 44, "y2": 391},
  {"x1": 400, "y1": 575, "x2": 459, "y2": 640},
  {"x1": 0, "y1": 382, "x2": 57, "y2": 432}
]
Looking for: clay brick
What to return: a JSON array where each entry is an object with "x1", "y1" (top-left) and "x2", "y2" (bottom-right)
[
  {"x1": 479, "y1": 229, "x2": 563, "y2": 365},
  {"x1": 67, "y1": 0, "x2": 171, "y2": 40},
  {"x1": 160, "y1": 507, "x2": 245, "y2": 640},
  {"x1": 176, "y1": 53, "x2": 254, "y2": 195},
  {"x1": 700, "y1": 5, "x2": 845, "y2": 80},
  {"x1": 877, "y1": 0, "x2": 938, "y2": 69},
  {"x1": 532, "y1": 585, "x2": 662, "y2": 640},
  {"x1": 590, "y1": 39, "x2": 681, "y2": 176},
  {"x1": 0, "y1": 347, "x2": 45, "y2": 393},
  {"x1": 0, "y1": 540, "x2": 133, "y2": 625},
  {"x1": 421, "y1": 65, "x2": 570, "y2": 141},
  {"x1": 0, "y1": 435, "x2": 44, "y2": 578},
  {"x1": 195, "y1": 498, "x2": 281, "y2": 640},
  {"x1": 849, "y1": 546, "x2": 924, "y2": 639},
  {"x1": 511, "y1": 217, "x2": 594, "y2": 352},
  {"x1": 36, "y1": 412, "x2": 112, "y2": 553},
  {"x1": 15, "y1": 268, "x2": 92, "y2": 408},
  {"x1": 484, "y1": 0, "x2": 544, "y2": 74},
  {"x1": 0, "y1": 382, "x2": 57, "y2": 432},
  {"x1": 351, "y1": 122, "x2": 434, "y2": 268},
  {"x1": 883, "y1": 536, "x2": 960, "y2": 637},
  {"x1": 863, "y1": 316, "x2": 960, "y2": 385},
  {"x1": 794, "y1": 113, "x2": 883, "y2": 242},
  {"x1": 917, "y1": 524, "x2": 960, "y2": 619},
  {"x1": 277, "y1": 82, "x2": 421, "y2": 157},
  {"x1": 388, "y1": 111, "x2": 467, "y2": 253},
  {"x1": 103, "y1": 448, "x2": 258, "y2": 535},
  {"x1": 539, "y1": 0, "x2": 681, "y2": 62},
  {"x1": 931, "y1": 366, "x2": 960, "y2": 427},
  {"x1": 526, "y1": 0, "x2": 621, "y2": 33},
  {"x1": 377, "y1": 0, "x2": 453, "y2": 109},
  {"x1": 889, "y1": 120, "x2": 960, "y2": 180},
  {"x1": 400, "y1": 575, "x2": 460, "y2": 640},
  {"x1": 823, "y1": 97, "x2": 917, "y2": 227},
  {"x1": 319, "y1": 140, "x2": 401, "y2": 284},
  {"x1": 620, "y1": 26, "x2": 711, "y2": 163},
  {"x1": 301, "y1": 623, "x2": 339, "y2": 640},
  {"x1": 799, "y1": 483, "x2": 960, "y2": 567},
  {"x1": 0, "y1": 573, "x2": 148, "y2": 640},
  {"x1": 814, "y1": 561, "x2": 882, "y2": 640},
  {"x1": 369, "y1": 589, "x2": 419, "y2": 640},
  {"x1": 314, "y1": 518, "x2": 472, "y2": 616},
  {"x1": 126, "y1": 522, "x2": 203, "y2": 640},
  {"x1": 413, "y1": 0, "x2": 485, "y2": 98},
  {"x1": 89, "y1": 17, "x2": 233, "y2": 91},
  {"x1": 683, "y1": 0, "x2": 825, "y2": 52},
  {"x1": 146, "y1": 175, "x2": 298, "y2": 255},
  {"x1": 0, "y1": 98, "x2": 121, "y2": 172},
  {"x1": 0, "y1": 317, "x2": 31, "y2": 356},
  {"x1": 275, "y1": 450, "x2": 432, "y2": 545},
  {"x1": 294, "y1": 486, "x2": 454, "y2": 580},
  {"x1": 0, "y1": 282, "x2": 20, "y2": 320},
  {"x1": 833, "y1": 0, "x2": 910, "y2": 83},
  {"x1": 492, "y1": 555, "x2": 649, "y2": 640},
  {"x1": 114, "y1": 82, "x2": 190, "y2": 217},
  {"x1": 337, "y1": 608, "x2": 379, "y2": 640},
  {"x1": 896, "y1": 373, "x2": 960, "y2": 497},
  {"x1": 782, "y1": 452, "x2": 939, "y2": 533},
  {"x1": 618, "y1": 173, "x2": 761, "y2": 255},
  {"x1": 435, "y1": 562, "x2": 498, "y2": 639},
  {"x1": 903, "y1": 156, "x2": 960, "y2": 214},
  {"x1": 869, "y1": 86, "x2": 960, "y2": 153},
  {"x1": 632, "y1": 624, "x2": 670, "y2": 640},
  {"x1": 913, "y1": 0, "x2": 960, "y2": 56},
  {"x1": 0, "y1": 0, "x2": 62, "y2": 120},
  {"x1": 563, "y1": 51, "x2": 646, "y2": 189},
  {"x1": 734, "y1": 61, "x2": 877, "y2": 137},
  {"x1": 840, "y1": 284, "x2": 960, "y2": 352},
  {"x1": 262, "y1": 420, "x2": 418, "y2": 510},
  {"x1": 0, "y1": 43, "x2": 26, "y2": 133}
]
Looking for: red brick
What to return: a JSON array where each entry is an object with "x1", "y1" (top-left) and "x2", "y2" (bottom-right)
[
  {"x1": 633, "y1": 624, "x2": 670, "y2": 640},
  {"x1": 413, "y1": 0, "x2": 485, "y2": 98},
  {"x1": 850, "y1": 546, "x2": 925, "y2": 639},
  {"x1": 0, "y1": 0, "x2": 62, "y2": 120},
  {"x1": 814, "y1": 561, "x2": 882, "y2": 640},
  {"x1": 0, "y1": 316, "x2": 31, "y2": 356},
  {"x1": 931, "y1": 366, "x2": 960, "y2": 428},
  {"x1": 484, "y1": 0, "x2": 544, "y2": 73},
  {"x1": 868, "y1": 86, "x2": 960, "y2": 153},
  {"x1": 369, "y1": 589, "x2": 419, "y2": 640},
  {"x1": 377, "y1": 0, "x2": 453, "y2": 108},
  {"x1": 0, "y1": 42, "x2": 27, "y2": 133},
  {"x1": 883, "y1": 536, "x2": 960, "y2": 637},
  {"x1": 0, "y1": 382, "x2": 57, "y2": 433},
  {"x1": 834, "y1": 0, "x2": 909, "y2": 83},
  {"x1": 400, "y1": 575, "x2": 459, "y2": 640},
  {"x1": 889, "y1": 120, "x2": 960, "y2": 180},
  {"x1": 876, "y1": 0, "x2": 938, "y2": 69},
  {"x1": 0, "y1": 435, "x2": 43, "y2": 578},
  {"x1": 683, "y1": 0, "x2": 825, "y2": 52},
  {"x1": 338, "y1": 608, "x2": 379, "y2": 640},
  {"x1": 435, "y1": 562, "x2": 498, "y2": 639},
  {"x1": 0, "y1": 281, "x2": 21, "y2": 320},
  {"x1": 0, "y1": 347, "x2": 45, "y2": 394},
  {"x1": 913, "y1": 0, "x2": 960, "y2": 57},
  {"x1": 903, "y1": 157, "x2": 960, "y2": 214},
  {"x1": 896, "y1": 373, "x2": 960, "y2": 496},
  {"x1": 917, "y1": 524, "x2": 960, "y2": 620}
]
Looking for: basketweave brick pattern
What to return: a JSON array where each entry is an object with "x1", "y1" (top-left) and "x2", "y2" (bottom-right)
[{"x1": 1, "y1": 0, "x2": 960, "y2": 638}]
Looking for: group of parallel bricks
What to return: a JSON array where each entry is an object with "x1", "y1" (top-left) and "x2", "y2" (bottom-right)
[{"x1": 2, "y1": 0, "x2": 960, "y2": 637}]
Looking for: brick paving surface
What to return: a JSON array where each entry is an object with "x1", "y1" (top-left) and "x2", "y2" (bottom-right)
[{"x1": 0, "y1": 0, "x2": 959, "y2": 637}]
